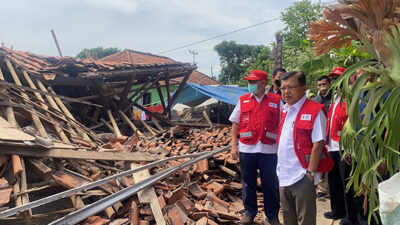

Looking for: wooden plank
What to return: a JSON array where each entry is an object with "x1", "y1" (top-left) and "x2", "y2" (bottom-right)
[
  {"x1": 0, "y1": 127, "x2": 35, "y2": 141},
  {"x1": 131, "y1": 163, "x2": 166, "y2": 225},
  {"x1": 0, "y1": 145, "x2": 156, "y2": 162}
]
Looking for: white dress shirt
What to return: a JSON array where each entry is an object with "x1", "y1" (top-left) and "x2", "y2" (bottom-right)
[
  {"x1": 229, "y1": 91, "x2": 284, "y2": 154},
  {"x1": 328, "y1": 97, "x2": 342, "y2": 152},
  {"x1": 277, "y1": 95, "x2": 327, "y2": 187}
]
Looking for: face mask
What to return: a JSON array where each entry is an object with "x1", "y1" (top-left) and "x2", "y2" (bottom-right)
[
  {"x1": 274, "y1": 79, "x2": 281, "y2": 87},
  {"x1": 248, "y1": 84, "x2": 258, "y2": 94}
]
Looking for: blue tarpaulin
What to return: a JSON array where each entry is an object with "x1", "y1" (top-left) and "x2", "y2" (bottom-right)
[{"x1": 173, "y1": 82, "x2": 248, "y2": 107}]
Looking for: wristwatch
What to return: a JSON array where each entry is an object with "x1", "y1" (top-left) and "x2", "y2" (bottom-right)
[{"x1": 306, "y1": 170, "x2": 316, "y2": 177}]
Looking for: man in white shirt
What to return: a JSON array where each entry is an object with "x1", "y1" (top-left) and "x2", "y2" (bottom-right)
[
  {"x1": 277, "y1": 71, "x2": 332, "y2": 225},
  {"x1": 230, "y1": 70, "x2": 283, "y2": 225}
]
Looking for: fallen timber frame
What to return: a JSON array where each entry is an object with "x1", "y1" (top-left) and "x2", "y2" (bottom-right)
[
  {"x1": 49, "y1": 145, "x2": 230, "y2": 225},
  {"x1": 0, "y1": 147, "x2": 230, "y2": 220},
  {"x1": 0, "y1": 144, "x2": 155, "y2": 162}
]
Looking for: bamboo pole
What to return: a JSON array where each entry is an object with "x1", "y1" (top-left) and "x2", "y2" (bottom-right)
[
  {"x1": 22, "y1": 71, "x2": 69, "y2": 142},
  {"x1": 5, "y1": 59, "x2": 48, "y2": 138},
  {"x1": 47, "y1": 87, "x2": 92, "y2": 142},
  {"x1": 107, "y1": 110, "x2": 122, "y2": 138},
  {"x1": 118, "y1": 110, "x2": 144, "y2": 138},
  {"x1": 36, "y1": 79, "x2": 78, "y2": 137}
]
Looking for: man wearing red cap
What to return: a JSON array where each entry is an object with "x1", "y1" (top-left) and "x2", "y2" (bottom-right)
[
  {"x1": 229, "y1": 70, "x2": 283, "y2": 225},
  {"x1": 329, "y1": 67, "x2": 346, "y2": 81}
]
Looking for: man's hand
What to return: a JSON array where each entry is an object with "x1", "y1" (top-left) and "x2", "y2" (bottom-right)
[
  {"x1": 305, "y1": 173, "x2": 314, "y2": 182},
  {"x1": 231, "y1": 145, "x2": 239, "y2": 160},
  {"x1": 344, "y1": 153, "x2": 352, "y2": 165}
]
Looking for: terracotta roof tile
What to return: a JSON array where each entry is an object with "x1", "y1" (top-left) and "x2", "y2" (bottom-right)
[{"x1": 100, "y1": 50, "x2": 220, "y2": 85}]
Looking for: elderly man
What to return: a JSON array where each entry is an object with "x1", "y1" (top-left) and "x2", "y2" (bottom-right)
[
  {"x1": 269, "y1": 68, "x2": 286, "y2": 95},
  {"x1": 230, "y1": 70, "x2": 282, "y2": 225},
  {"x1": 277, "y1": 71, "x2": 333, "y2": 225}
]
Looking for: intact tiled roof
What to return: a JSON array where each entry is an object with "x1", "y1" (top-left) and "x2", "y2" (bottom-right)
[
  {"x1": 100, "y1": 49, "x2": 175, "y2": 65},
  {"x1": 100, "y1": 50, "x2": 220, "y2": 85}
]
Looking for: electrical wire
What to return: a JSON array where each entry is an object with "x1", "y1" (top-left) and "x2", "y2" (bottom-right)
[{"x1": 158, "y1": 17, "x2": 281, "y2": 55}]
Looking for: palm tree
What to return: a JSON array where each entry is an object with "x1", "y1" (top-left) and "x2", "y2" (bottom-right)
[{"x1": 309, "y1": 0, "x2": 400, "y2": 223}]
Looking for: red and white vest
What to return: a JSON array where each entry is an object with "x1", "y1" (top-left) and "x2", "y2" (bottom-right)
[
  {"x1": 277, "y1": 99, "x2": 333, "y2": 173},
  {"x1": 238, "y1": 92, "x2": 281, "y2": 145},
  {"x1": 326, "y1": 100, "x2": 348, "y2": 143}
]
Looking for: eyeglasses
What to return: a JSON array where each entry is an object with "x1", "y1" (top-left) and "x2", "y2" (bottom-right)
[{"x1": 279, "y1": 85, "x2": 303, "y2": 92}]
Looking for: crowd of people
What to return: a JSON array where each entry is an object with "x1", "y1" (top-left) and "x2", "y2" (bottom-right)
[{"x1": 230, "y1": 68, "x2": 380, "y2": 225}]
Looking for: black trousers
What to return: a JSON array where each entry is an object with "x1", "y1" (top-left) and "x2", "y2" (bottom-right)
[
  {"x1": 328, "y1": 151, "x2": 346, "y2": 217},
  {"x1": 328, "y1": 151, "x2": 360, "y2": 222}
]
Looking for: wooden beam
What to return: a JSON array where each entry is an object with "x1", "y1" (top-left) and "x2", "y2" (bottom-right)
[
  {"x1": 0, "y1": 145, "x2": 156, "y2": 162},
  {"x1": 107, "y1": 110, "x2": 122, "y2": 137},
  {"x1": 118, "y1": 110, "x2": 144, "y2": 138},
  {"x1": 133, "y1": 103, "x2": 176, "y2": 127},
  {"x1": 164, "y1": 73, "x2": 172, "y2": 117},
  {"x1": 156, "y1": 81, "x2": 166, "y2": 112},
  {"x1": 25, "y1": 158, "x2": 52, "y2": 181},
  {"x1": 117, "y1": 76, "x2": 136, "y2": 109},
  {"x1": 163, "y1": 72, "x2": 190, "y2": 118},
  {"x1": 202, "y1": 110, "x2": 213, "y2": 128},
  {"x1": 137, "y1": 117, "x2": 157, "y2": 137},
  {"x1": 123, "y1": 73, "x2": 164, "y2": 113}
]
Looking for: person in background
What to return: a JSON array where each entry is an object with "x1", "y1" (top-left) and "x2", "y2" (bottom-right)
[
  {"x1": 329, "y1": 67, "x2": 346, "y2": 81},
  {"x1": 312, "y1": 75, "x2": 332, "y2": 111},
  {"x1": 270, "y1": 68, "x2": 287, "y2": 95},
  {"x1": 230, "y1": 70, "x2": 283, "y2": 225},
  {"x1": 277, "y1": 71, "x2": 333, "y2": 225},
  {"x1": 312, "y1": 75, "x2": 332, "y2": 198}
]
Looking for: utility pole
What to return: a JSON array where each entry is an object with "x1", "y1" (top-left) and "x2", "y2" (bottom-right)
[
  {"x1": 210, "y1": 67, "x2": 214, "y2": 79},
  {"x1": 51, "y1": 29, "x2": 63, "y2": 57},
  {"x1": 188, "y1": 50, "x2": 198, "y2": 64}
]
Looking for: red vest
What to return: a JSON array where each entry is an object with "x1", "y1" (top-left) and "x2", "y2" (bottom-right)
[
  {"x1": 326, "y1": 100, "x2": 348, "y2": 143},
  {"x1": 277, "y1": 99, "x2": 333, "y2": 173},
  {"x1": 238, "y1": 92, "x2": 281, "y2": 145}
]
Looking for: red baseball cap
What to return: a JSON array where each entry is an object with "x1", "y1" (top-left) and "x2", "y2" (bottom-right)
[
  {"x1": 242, "y1": 70, "x2": 268, "y2": 81},
  {"x1": 328, "y1": 67, "x2": 346, "y2": 77}
]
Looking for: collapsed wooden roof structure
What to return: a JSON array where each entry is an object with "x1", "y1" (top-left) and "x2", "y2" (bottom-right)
[
  {"x1": 0, "y1": 47, "x2": 252, "y2": 224},
  {"x1": 0, "y1": 47, "x2": 197, "y2": 129}
]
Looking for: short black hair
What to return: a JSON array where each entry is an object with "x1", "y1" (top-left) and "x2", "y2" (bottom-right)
[
  {"x1": 280, "y1": 71, "x2": 306, "y2": 86},
  {"x1": 317, "y1": 75, "x2": 331, "y2": 83},
  {"x1": 272, "y1": 68, "x2": 287, "y2": 77}
]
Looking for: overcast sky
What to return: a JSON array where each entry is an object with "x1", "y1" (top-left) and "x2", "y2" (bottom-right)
[{"x1": 0, "y1": 0, "x2": 332, "y2": 77}]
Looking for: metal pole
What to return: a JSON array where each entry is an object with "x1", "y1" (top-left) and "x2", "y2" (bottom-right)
[
  {"x1": 51, "y1": 29, "x2": 63, "y2": 57},
  {"x1": 49, "y1": 146, "x2": 231, "y2": 225},
  {"x1": 0, "y1": 151, "x2": 211, "y2": 218}
]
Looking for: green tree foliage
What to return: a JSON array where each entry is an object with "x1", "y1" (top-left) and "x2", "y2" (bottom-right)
[
  {"x1": 280, "y1": 0, "x2": 322, "y2": 43},
  {"x1": 76, "y1": 47, "x2": 121, "y2": 59},
  {"x1": 276, "y1": 0, "x2": 323, "y2": 92},
  {"x1": 214, "y1": 40, "x2": 265, "y2": 85}
]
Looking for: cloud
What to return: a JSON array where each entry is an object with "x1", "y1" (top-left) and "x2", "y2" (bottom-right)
[{"x1": 79, "y1": 0, "x2": 139, "y2": 13}]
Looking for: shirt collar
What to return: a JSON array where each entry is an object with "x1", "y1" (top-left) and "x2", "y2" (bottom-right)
[
  {"x1": 250, "y1": 90, "x2": 268, "y2": 101},
  {"x1": 283, "y1": 95, "x2": 307, "y2": 111}
]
